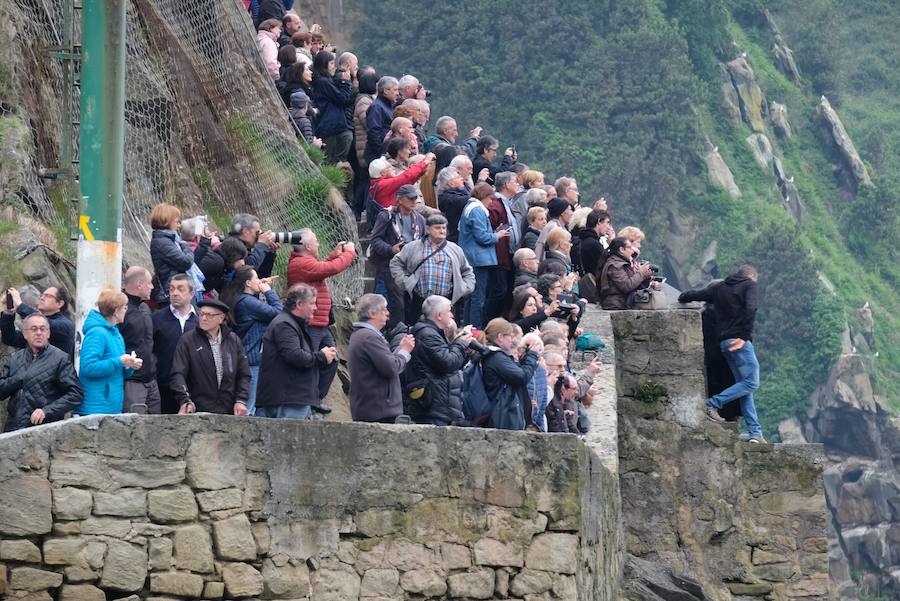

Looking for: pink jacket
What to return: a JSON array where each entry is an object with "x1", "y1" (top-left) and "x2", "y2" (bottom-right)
[{"x1": 257, "y1": 30, "x2": 279, "y2": 80}]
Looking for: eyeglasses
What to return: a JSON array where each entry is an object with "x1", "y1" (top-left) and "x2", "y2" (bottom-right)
[
  {"x1": 198, "y1": 312, "x2": 224, "y2": 319},
  {"x1": 41, "y1": 293, "x2": 58, "y2": 301},
  {"x1": 26, "y1": 326, "x2": 49, "y2": 333}
]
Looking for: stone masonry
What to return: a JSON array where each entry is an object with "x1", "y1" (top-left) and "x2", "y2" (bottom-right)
[
  {"x1": 611, "y1": 310, "x2": 831, "y2": 600},
  {"x1": 0, "y1": 415, "x2": 621, "y2": 601}
]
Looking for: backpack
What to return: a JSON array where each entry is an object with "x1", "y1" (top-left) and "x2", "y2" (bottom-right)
[
  {"x1": 575, "y1": 333, "x2": 605, "y2": 351},
  {"x1": 462, "y1": 359, "x2": 493, "y2": 425}
]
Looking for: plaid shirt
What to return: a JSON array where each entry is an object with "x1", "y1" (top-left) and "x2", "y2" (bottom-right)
[{"x1": 416, "y1": 242, "x2": 453, "y2": 298}]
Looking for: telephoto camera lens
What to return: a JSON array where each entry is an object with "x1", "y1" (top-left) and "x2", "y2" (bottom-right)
[{"x1": 272, "y1": 231, "x2": 303, "y2": 244}]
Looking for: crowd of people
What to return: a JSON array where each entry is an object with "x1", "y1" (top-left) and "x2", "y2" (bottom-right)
[{"x1": 0, "y1": 1, "x2": 765, "y2": 443}]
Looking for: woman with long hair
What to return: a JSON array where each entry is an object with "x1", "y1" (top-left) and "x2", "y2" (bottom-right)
[
  {"x1": 310, "y1": 50, "x2": 355, "y2": 164},
  {"x1": 219, "y1": 266, "x2": 282, "y2": 415}
]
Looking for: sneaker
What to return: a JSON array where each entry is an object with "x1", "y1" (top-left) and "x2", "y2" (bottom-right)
[
  {"x1": 748, "y1": 435, "x2": 768, "y2": 444},
  {"x1": 705, "y1": 405, "x2": 725, "y2": 423}
]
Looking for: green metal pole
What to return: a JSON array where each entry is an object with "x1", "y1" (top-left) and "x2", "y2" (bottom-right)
[{"x1": 76, "y1": 0, "x2": 126, "y2": 330}]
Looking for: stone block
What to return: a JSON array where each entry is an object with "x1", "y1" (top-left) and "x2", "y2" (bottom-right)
[
  {"x1": 311, "y1": 566, "x2": 360, "y2": 601},
  {"x1": 222, "y1": 562, "x2": 263, "y2": 598},
  {"x1": 753, "y1": 562, "x2": 794, "y2": 581},
  {"x1": 212, "y1": 514, "x2": 256, "y2": 561},
  {"x1": 0, "y1": 539, "x2": 42, "y2": 562},
  {"x1": 107, "y1": 459, "x2": 186, "y2": 488},
  {"x1": 474, "y1": 538, "x2": 524, "y2": 567},
  {"x1": 80, "y1": 518, "x2": 132, "y2": 538},
  {"x1": 10, "y1": 593, "x2": 53, "y2": 601},
  {"x1": 0, "y1": 476, "x2": 52, "y2": 536},
  {"x1": 202, "y1": 581, "x2": 224, "y2": 599},
  {"x1": 0, "y1": 563, "x2": 6, "y2": 594},
  {"x1": 62, "y1": 567, "x2": 98, "y2": 583},
  {"x1": 552, "y1": 574, "x2": 577, "y2": 599},
  {"x1": 148, "y1": 487, "x2": 198, "y2": 523},
  {"x1": 195, "y1": 489, "x2": 242, "y2": 513},
  {"x1": 447, "y1": 568, "x2": 495, "y2": 599},
  {"x1": 440, "y1": 543, "x2": 471, "y2": 570},
  {"x1": 242, "y1": 472, "x2": 269, "y2": 512},
  {"x1": 100, "y1": 540, "x2": 147, "y2": 592},
  {"x1": 150, "y1": 572, "x2": 205, "y2": 597},
  {"x1": 93, "y1": 488, "x2": 146, "y2": 517},
  {"x1": 510, "y1": 568, "x2": 554, "y2": 596},
  {"x1": 251, "y1": 522, "x2": 270, "y2": 556},
  {"x1": 53, "y1": 487, "x2": 94, "y2": 520},
  {"x1": 43, "y1": 538, "x2": 85, "y2": 565},
  {"x1": 385, "y1": 538, "x2": 434, "y2": 571},
  {"x1": 360, "y1": 567, "x2": 399, "y2": 597},
  {"x1": 495, "y1": 568, "x2": 510, "y2": 597},
  {"x1": 727, "y1": 581, "x2": 773, "y2": 595},
  {"x1": 174, "y1": 525, "x2": 213, "y2": 573},
  {"x1": 52, "y1": 522, "x2": 81, "y2": 536},
  {"x1": 49, "y1": 454, "x2": 109, "y2": 490},
  {"x1": 9, "y1": 566, "x2": 63, "y2": 591},
  {"x1": 185, "y1": 433, "x2": 246, "y2": 490},
  {"x1": 399, "y1": 568, "x2": 447, "y2": 597},
  {"x1": 525, "y1": 533, "x2": 578, "y2": 574},
  {"x1": 268, "y1": 520, "x2": 339, "y2": 562},
  {"x1": 261, "y1": 558, "x2": 310, "y2": 598},
  {"x1": 131, "y1": 523, "x2": 175, "y2": 537},
  {"x1": 149, "y1": 537, "x2": 173, "y2": 571},
  {"x1": 59, "y1": 584, "x2": 105, "y2": 601}
]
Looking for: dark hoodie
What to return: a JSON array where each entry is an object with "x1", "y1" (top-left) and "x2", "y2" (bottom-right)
[{"x1": 679, "y1": 274, "x2": 757, "y2": 342}]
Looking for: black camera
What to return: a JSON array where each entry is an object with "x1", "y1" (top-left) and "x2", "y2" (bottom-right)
[
  {"x1": 641, "y1": 262, "x2": 660, "y2": 273},
  {"x1": 5, "y1": 292, "x2": 13, "y2": 311},
  {"x1": 272, "y1": 231, "x2": 303, "y2": 244},
  {"x1": 468, "y1": 339, "x2": 488, "y2": 354}
]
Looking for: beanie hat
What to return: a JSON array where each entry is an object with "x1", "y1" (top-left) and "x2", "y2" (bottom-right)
[
  {"x1": 290, "y1": 91, "x2": 310, "y2": 108},
  {"x1": 548, "y1": 197, "x2": 570, "y2": 219}
]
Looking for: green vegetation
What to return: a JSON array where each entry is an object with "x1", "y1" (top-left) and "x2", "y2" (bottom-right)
[{"x1": 350, "y1": 0, "x2": 899, "y2": 435}]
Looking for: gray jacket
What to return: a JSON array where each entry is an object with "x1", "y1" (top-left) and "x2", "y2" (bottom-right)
[{"x1": 389, "y1": 237, "x2": 476, "y2": 304}]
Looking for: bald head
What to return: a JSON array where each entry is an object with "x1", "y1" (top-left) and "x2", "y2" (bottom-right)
[{"x1": 124, "y1": 266, "x2": 152, "y2": 299}]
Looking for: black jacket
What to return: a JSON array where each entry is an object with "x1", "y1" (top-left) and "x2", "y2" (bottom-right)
[
  {"x1": 514, "y1": 268, "x2": 538, "y2": 288},
  {"x1": 255, "y1": 0, "x2": 285, "y2": 26},
  {"x1": 472, "y1": 154, "x2": 514, "y2": 186},
  {"x1": 0, "y1": 345, "x2": 82, "y2": 432},
  {"x1": 152, "y1": 306, "x2": 198, "y2": 391},
  {"x1": 579, "y1": 229, "x2": 607, "y2": 278},
  {"x1": 679, "y1": 274, "x2": 758, "y2": 341},
  {"x1": 538, "y1": 250, "x2": 571, "y2": 278},
  {"x1": 1, "y1": 307, "x2": 75, "y2": 359},
  {"x1": 150, "y1": 229, "x2": 197, "y2": 304},
  {"x1": 521, "y1": 226, "x2": 541, "y2": 252},
  {"x1": 197, "y1": 246, "x2": 227, "y2": 294},
  {"x1": 569, "y1": 227, "x2": 584, "y2": 275},
  {"x1": 118, "y1": 293, "x2": 156, "y2": 382},
  {"x1": 170, "y1": 326, "x2": 250, "y2": 414},
  {"x1": 256, "y1": 310, "x2": 329, "y2": 408},
  {"x1": 439, "y1": 186, "x2": 470, "y2": 244},
  {"x1": 481, "y1": 348, "x2": 539, "y2": 428},
  {"x1": 407, "y1": 319, "x2": 468, "y2": 424}
]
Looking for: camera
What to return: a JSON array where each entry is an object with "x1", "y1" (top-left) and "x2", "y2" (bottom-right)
[
  {"x1": 641, "y1": 262, "x2": 660, "y2": 273},
  {"x1": 271, "y1": 231, "x2": 303, "y2": 244},
  {"x1": 467, "y1": 339, "x2": 488, "y2": 354},
  {"x1": 5, "y1": 292, "x2": 13, "y2": 311}
]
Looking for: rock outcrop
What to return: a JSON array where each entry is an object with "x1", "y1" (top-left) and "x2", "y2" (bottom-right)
[
  {"x1": 725, "y1": 57, "x2": 768, "y2": 132},
  {"x1": 0, "y1": 415, "x2": 622, "y2": 601},
  {"x1": 816, "y1": 97, "x2": 874, "y2": 191},
  {"x1": 613, "y1": 310, "x2": 830, "y2": 600},
  {"x1": 704, "y1": 145, "x2": 741, "y2": 198},
  {"x1": 770, "y1": 102, "x2": 793, "y2": 139},
  {"x1": 764, "y1": 10, "x2": 801, "y2": 83}
]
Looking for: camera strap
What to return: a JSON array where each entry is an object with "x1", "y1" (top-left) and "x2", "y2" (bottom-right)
[{"x1": 410, "y1": 241, "x2": 448, "y2": 275}]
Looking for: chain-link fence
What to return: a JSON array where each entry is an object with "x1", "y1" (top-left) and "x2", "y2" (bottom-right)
[{"x1": 6, "y1": 0, "x2": 361, "y2": 303}]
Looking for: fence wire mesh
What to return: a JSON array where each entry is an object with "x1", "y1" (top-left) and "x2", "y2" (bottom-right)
[{"x1": 10, "y1": 0, "x2": 362, "y2": 303}]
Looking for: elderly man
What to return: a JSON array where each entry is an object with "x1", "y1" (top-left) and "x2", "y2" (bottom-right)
[
  {"x1": 152, "y1": 274, "x2": 198, "y2": 414},
  {"x1": 424, "y1": 116, "x2": 482, "y2": 175},
  {"x1": 555, "y1": 177, "x2": 580, "y2": 208},
  {"x1": 279, "y1": 12, "x2": 305, "y2": 47},
  {"x1": 396, "y1": 74, "x2": 427, "y2": 106},
  {"x1": 485, "y1": 171, "x2": 522, "y2": 321},
  {"x1": 287, "y1": 229, "x2": 356, "y2": 405},
  {"x1": 256, "y1": 284, "x2": 338, "y2": 419},
  {"x1": 437, "y1": 167, "x2": 470, "y2": 244},
  {"x1": 364, "y1": 76, "x2": 399, "y2": 163},
  {"x1": 119, "y1": 267, "x2": 159, "y2": 414},
  {"x1": 0, "y1": 313, "x2": 82, "y2": 432},
  {"x1": 390, "y1": 214, "x2": 475, "y2": 326},
  {"x1": 171, "y1": 299, "x2": 250, "y2": 416},
  {"x1": 223, "y1": 213, "x2": 278, "y2": 278},
  {"x1": 2, "y1": 284, "x2": 75, "y2": 358},
  {"x1": 370, "y1": 185, "x2": 426, "y2": 327},
  {"x1": 412, "y1": 99, "x2": 430, "y2": 149},
  {"x1": 513, "y1": 248, "x2": 540, "y2": 287},
  {"x1": 348, "y1": 293, "x2": 415, "y2": 423},
  {"x1": 406, "y1": 295, "x2": 472, "y2": 425}
]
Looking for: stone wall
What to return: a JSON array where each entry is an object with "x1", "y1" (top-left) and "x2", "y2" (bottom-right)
[
  {"x1": 611, "y1": 310, "x2": 831, "y2": 600},
  {"x1": 0, "y1": 415, "x2": 621, "y2": 601}
]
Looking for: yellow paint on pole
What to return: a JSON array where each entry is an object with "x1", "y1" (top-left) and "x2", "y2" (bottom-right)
[{"x1": 79, "y1": 215, "x2": 94, "y2": 241}]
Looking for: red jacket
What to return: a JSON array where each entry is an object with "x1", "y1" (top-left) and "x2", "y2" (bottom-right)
[
  {"x1": 368, "y1": 160, "x2": 429, "y2": 209},
  {"x1": 287, "y1": 248, "x2": 357, "y2": 327}
]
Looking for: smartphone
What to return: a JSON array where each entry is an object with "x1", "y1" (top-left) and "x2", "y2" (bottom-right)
[
  {"x1": 494, "y1": 224, "x2": 510, "y2": 233},
  {"x1": 5, "y1": 292, "x2": 13, "y2": 311}
]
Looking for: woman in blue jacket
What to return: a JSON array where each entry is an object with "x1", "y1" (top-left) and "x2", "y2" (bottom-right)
[
  {"x1": 458, "y1": 183, "x2": 510, "y2": 328},
  {"x1": 77, "y1": 290, "x2": 142, "y2": 415},
  {"x1": 310, "y1": 50, "x2": 355, "y2": 164},
  {"x1": 220, "y1": 266, "x2": 283, "y2": 415}
]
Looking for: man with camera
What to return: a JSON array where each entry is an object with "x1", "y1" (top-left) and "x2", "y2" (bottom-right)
[
  {"x1": 2, "y1": 284, "x2": 75, "y2": 358},
  {"x1": 222, "y1": 213, "x2": 282, "y2": 279},
  {"x1": 405, "y1": 295, "x2": 472, "y2": 426},
  {"x1": 0, "y1": 313, "x2": 82, "y2": 432},
  {"x1": 287, "y1": 229, "x2": 357, "y2": 406},
  {"x1": 369, "y1": 185, "x2": 426, "y2": 329}
]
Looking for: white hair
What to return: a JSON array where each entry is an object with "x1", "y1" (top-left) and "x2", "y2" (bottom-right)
[
  {"x1": 422, "y1": 295, "x2": 451, "y2": 319},
  {"x1": 435, "y1": 116, "x2": 456, "y2": 136},
  {"x1": 568, "y1": 207, "x2": 593, "y2": 231},
  {"x1": 368, "y1": 157, "x2": 391, "y2": 179},
  {"x1": 398, "y1": 74, "x2": 419, "y2": 89},
  {"x1": 449, "y1": 155, "x2": 472, "y2": 169}
]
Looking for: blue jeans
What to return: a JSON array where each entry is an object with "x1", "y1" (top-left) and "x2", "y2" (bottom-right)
[
  {"x1": 254, "y1": 405, "x2": 312, "y2": 420},
  {"x1": 247, "y1": 365, "x2": 260, "y2": 415},
  {"x1": 465, "y1": 266, "x2": 492, "y2": 328},
  {"x1": 708, "y1": 339, "x2": 761, "y2": 436}
]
